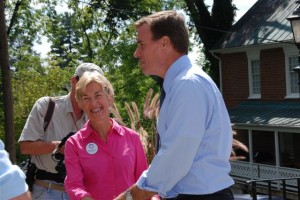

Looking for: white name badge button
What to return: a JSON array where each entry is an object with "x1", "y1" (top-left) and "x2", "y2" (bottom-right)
[{"x1": 86, "y1": 143, "x2": 98, "y2": 154}]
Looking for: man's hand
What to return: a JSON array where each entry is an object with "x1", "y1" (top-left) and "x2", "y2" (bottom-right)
[
  {"x1": 150, "y1": 195, "x2": 161, "y2": 200},
  {"x1": 114, "y1": 185, "x2": 158, "y2": 200},
  {"x1": 114, "y1": 192, "x2": 125, "y2": 200},
  {"x1": 10, "y1": 191, "x2": 31, "y2": 200}
]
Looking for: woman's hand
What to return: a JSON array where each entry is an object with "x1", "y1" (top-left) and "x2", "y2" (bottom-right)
[{"x1": 82, "y1": 196, "x2": 94, "y2": 200}]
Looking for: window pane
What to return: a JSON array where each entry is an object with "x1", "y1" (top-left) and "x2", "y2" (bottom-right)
[
  {"x1": 279, "y1": 132, "x2": 300, "y2": 168},
  {"x1": 289, "y1": 56, "x2": 298, "y2": 93},
  {"x1": 253, "y1": 131, "x2": 275, "y2": 165},
  {"x1": 251, "y1": 60, "x2": 260, "y2": 95}
]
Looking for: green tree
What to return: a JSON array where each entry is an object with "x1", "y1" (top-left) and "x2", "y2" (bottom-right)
[
  {"x1": 3, "y1": 0, "x2": 241, "y2": 161},
  {"x1": 45, "y1": 11, "x2": 82, "y2": 68},
  {"x1": 184, "y1": 0, "x2": 237, "y2": 86},
  {"x1": 12, "y1": 66, "x2": 72, "y2": 162},
  {"x1": 6, "y1": 0, "x2": 43, "y2": 69},
  {"x1": 41, "y1": 0, "x2": 164, "y2": 118},
  {"x1": 1, "y1": 0, "x2": 15, "y2": 161}
]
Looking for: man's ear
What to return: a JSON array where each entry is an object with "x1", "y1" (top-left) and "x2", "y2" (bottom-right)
[
  {"x1": 161, "y1": 36, "x2": 171, "y2": 47},
  {"x1": 71, "y1": 76, "x2": 77, "y2": 83}
]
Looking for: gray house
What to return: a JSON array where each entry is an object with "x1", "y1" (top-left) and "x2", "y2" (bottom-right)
[{"x1": 211, "y1": 0, "x2": 300, "y2": 198}]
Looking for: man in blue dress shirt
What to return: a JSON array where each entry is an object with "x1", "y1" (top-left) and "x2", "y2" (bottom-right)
[{"x1": 115, "y1": 10, "x2": 234, "y2": 200}]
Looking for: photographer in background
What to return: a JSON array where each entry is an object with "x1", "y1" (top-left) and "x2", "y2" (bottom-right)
[{"x1": 18, "y1": 63, "x2": 103, "y2": 200}]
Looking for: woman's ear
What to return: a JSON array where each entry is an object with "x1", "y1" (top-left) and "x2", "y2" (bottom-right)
[{"x1": 109, "y1": 97, "x2": 114, "y2": 106}]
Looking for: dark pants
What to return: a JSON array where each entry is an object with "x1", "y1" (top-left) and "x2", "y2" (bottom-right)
[{"x1": 165, "y1": 187, "x2": 234, "y2": 200}]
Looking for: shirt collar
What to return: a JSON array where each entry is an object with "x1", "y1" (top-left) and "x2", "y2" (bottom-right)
[
  {"x1": 54, "y1": 93, "x2": 73, "y2": 114},
  {"x1": 58, "y1": 93, "x2": 87, "y2": 121},
  {"x1": 163, "y1": 55, "x2": 192, "y2": 92},
  {"x1": 82, "y1": 118, "x2": 125, "y2": 138},
  {"x1": 110, "y1": 119, "x2": 125, "y2": 136}
]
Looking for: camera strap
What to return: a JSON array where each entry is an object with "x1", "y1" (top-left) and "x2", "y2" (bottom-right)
[
  {"x1": 21, "y1": 97, "x2": 56, "y2": 190},
  {"x1": 43, "y1": 97, "x2": 55, "y2": 131}
]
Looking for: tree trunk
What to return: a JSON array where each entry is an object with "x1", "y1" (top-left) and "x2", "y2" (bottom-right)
[
  {"x1": 184, "y1": 0, "x2": 236, "y2": 87},
  {"x1": 0, "y1": 0, "x2": 16, "y2": 163}
]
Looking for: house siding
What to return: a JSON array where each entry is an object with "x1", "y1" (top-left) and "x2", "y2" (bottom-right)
[
  {"x1": 221, "y1": 52, "x2": 249, "y2": 108},
  {"x1": 260, "y1": 48, "x2": 286, "y2": 101},
  {"x1": 221, "y1": 47, "x2": 299, "y2": 108},
  {"x1": 210, "y1": 0, "x2": 300, "y2": 197}
]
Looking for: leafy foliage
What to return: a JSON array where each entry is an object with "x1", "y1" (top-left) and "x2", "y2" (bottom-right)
[
  {"x1": 2, "y1": 0, "x2": 241, "y2": 161},
  {"x1": 5, "y1": 0, "x2": 43, "y2": 68},
  {"x1": 10, "y1": 66, "x2": 72, "y2": 142},
  {"x1": 184, "y1": 0, "x2": 237, "y2": 86},
  {"x1": 45, "y1": 12, "x2": 83, "y2": 68}
]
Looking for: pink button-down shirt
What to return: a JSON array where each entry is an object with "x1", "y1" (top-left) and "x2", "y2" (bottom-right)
[{"x1": 64, "y1": 119, "x2": 148, "y2": 200}]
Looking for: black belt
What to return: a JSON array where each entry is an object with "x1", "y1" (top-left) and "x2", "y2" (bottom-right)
[
  {"x1": 35, "y1": 179, "x2": 65, "y2": 191},
  {"x1": 163, "y1": 187, "x2": 233, "y2": 200},
  {"x1": 35, "y1": 169, "x2": 64, "y2": 183}
]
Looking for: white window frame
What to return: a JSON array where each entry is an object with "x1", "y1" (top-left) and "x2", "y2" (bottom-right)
[
  {"x1": 283, "y1": 46, "x2": 299, "y2": 99},
  {"x1": 247, "y1": 50, "x2": 261, "y2": 99}
]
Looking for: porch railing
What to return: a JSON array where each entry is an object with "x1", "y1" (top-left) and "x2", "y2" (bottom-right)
[{"x1": 246, "y1": 177, "x2": 300, "y2": 200}]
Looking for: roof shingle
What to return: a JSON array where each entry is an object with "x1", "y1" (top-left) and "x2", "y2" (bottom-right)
[
  {"x1": 229, "y1": 102, "x2": 300, "y2": 128},
  {"x1": 212, "y1": 0, "x2": 296, "y2": 50}
]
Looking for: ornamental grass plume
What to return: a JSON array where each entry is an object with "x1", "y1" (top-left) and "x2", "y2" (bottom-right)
[
  {"x1": 110, "y1": 103, "x2": 126, "y2": 126},
  {"x1": 125, "y1": 100, "x2": 153, "y2": 161},
  {"x1": 125, "y1": 102, "x2": 137, "y2": 130},
  {"x1": 143, "y1": 88, "x2": 160, "y2": 120}
]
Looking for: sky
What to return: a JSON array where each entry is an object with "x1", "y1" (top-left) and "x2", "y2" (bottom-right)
[
  {"x1": 33, "y1": 0, "x2": 258, "y2": 58},
  {"x1": 189, "y1": 0, "x2": 258, "y2": 64},
  {"x1": 227, "y1": 0, "x2": 258, "y2": 21}
]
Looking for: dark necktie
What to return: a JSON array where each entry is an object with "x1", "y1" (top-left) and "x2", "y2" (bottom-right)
[
  {"x1": 159, "y1": 82, "x2": 165, "y2": 108},
  {"x1": 150, "y1": 75, "x2": 165, "y2": 107},
  {"x1": 156, "y1": 85, "x2": 165, "y2": 152},
  {"x1": 151, "y1": 76, "x2": 165, "y2": 152}
]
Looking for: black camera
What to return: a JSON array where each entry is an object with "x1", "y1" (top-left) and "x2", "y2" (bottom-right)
[
  {"x1": 19, "y1": 157, "x2": 37, "y2": 192},
  {"x1": 55, "y1": 159, "x2": 66, "y2": 181},
  {"x1": 52, "y1": 132, "x2": 75, "y2": 178}
]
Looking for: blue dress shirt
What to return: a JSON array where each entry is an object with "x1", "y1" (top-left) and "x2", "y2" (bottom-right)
[
  {"x1": 136, "y1": 55, "x2": 234, "y2": 198},
  {"x1": 0, "y1": 140, "x2": 28, "y2": 199}
]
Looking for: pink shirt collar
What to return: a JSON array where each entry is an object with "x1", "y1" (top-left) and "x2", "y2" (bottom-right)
[{"x1": 81, "y1": 118, "x2": 124, "y2": 138}]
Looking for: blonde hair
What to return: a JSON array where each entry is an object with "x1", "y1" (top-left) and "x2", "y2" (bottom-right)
[{"x1": 75, "y1": 71, "x2": 114, "y2": 102}]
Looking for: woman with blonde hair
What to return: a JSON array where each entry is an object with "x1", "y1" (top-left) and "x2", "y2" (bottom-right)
[{"x1": 64, "y1": 71, "x2": 153, "y2": 200}]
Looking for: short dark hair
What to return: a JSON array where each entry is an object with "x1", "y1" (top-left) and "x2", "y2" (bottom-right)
[{"x1": 134, "y1": 10, "x2": 189, "y2": 54}]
